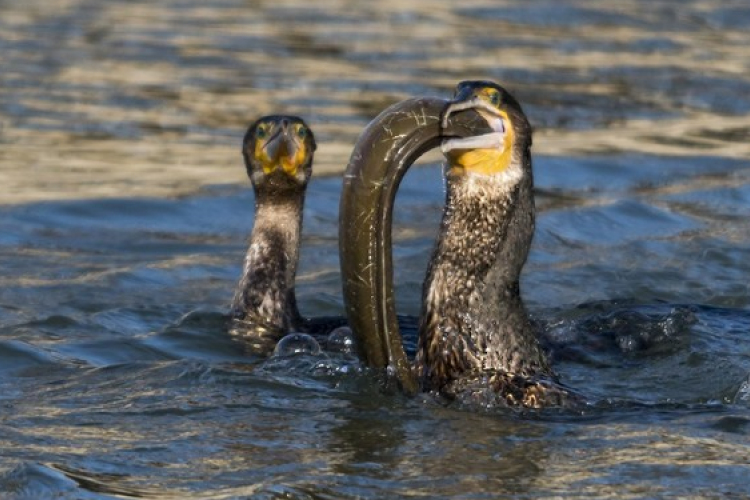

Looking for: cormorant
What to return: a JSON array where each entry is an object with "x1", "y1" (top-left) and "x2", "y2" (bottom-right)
[
  {"x1": 340, "y1": 82, "x2": 580, "y2": 407},
  {"x1": 230, "y1": 115, "x2": 315, "y2": 355}
]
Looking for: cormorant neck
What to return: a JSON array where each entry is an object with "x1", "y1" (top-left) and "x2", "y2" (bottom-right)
[
  {"x1": 230, "y1": 189, "x2": 305, "y2": 351},
  {"x1": 252, "y1": 190, "x2": 305, "y2": 285},
  {"x1": 417, "y1": 161, "x2": 551, "y2": 390}
]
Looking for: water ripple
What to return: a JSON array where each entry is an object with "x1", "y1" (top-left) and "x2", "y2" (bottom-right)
[{"x1": 2, "y1": 1, "x2": 750, "y2": 498}]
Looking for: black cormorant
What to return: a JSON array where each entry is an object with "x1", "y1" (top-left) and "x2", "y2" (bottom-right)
[{"x1": 230, "y1": 115, "x2": 315, "y2": 355}]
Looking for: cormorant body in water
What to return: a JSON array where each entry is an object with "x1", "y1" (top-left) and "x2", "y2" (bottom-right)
[
  {"x1": 340, "y1": 82, "x2": 581, "y2": 407},
  {"x1": 230, "y1": 115, "x2": 315, "y2": 354}
]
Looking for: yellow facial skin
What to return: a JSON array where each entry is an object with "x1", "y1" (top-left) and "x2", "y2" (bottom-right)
[
  {"x1": 253, "y1": 121, "x2": 310, "y2": 178},
  {"x1": 445, "y1": 87, "x2": 515, "y2": 177}
]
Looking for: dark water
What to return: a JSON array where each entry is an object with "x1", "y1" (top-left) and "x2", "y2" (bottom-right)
[{"x1": 3, "y1": 0, "x2": 750, "y2": 498}]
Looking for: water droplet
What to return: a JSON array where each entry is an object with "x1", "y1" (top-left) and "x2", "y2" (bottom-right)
[
  {"x1": 735, "y1": 376, "x2": 750, "y2": 405},
  {"x1": 273, "y1": 333, "x2": 321, "y2": 357},
  {"x1": 327, "y1": 326, "x2": 357, "y2": 354}
]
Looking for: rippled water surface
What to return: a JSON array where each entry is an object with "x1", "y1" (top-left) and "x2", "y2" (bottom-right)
[{"x1": 2, "y1": 0, "x2": 750, "y2": 498}]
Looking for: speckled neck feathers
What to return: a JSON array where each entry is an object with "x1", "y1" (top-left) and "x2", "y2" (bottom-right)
[
  {"x1": 416, "y1": 158, "x2": 552, "y2": 391},
  {"x1": 230, "y1": 192, "x2": 304, "y2": 353}
]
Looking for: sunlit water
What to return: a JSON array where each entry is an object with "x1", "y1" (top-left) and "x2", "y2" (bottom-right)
[{"x1": 2, "y1": 0, "x2": 750, "y2": 498}]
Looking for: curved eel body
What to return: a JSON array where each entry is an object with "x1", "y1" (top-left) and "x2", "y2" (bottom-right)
[
  {"x1": 340, "y1": 85, "x2": 581, "y2": 407},
  {"x1": 340, "y1": 97, "x2": 491, "y2": 394}
]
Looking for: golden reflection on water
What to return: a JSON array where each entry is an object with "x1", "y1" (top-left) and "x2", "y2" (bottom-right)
[{"x1": 1, "y1": 0, "x2": 750, "y2": 203}]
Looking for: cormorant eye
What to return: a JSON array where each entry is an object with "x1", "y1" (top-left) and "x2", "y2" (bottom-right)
[
  {"x1": 297, "y1": 126, "x2": 307, "y2": 139},
  {"x1": 489, "y1": 90, "x2": 501, "y2": 107},
  {"x1": 256, "y1": 125, "x2": 268, "y2": 139}
]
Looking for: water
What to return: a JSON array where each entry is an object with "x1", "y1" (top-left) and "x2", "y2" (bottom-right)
[{"x1": 2, "y1": 0, "x2": 750, "y2": 498}]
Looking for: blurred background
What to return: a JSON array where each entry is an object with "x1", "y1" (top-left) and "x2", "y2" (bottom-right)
[
  {"x1": 3, "y1": 0, "x2": 750, "y2": 202},
  {"x1": 2, "y1": 1, "x2": 750, "y2": 498}
]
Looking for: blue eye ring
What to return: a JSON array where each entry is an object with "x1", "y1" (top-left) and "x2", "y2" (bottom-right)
[
  {"x1": 256, "y1": 126, "x2": 268, "y2": 139},
  {"x1": 489, "y1": 91, "x2": 501, "y2": 106},
  {"x1": 297, "y1": 126, "x2": 307, "y2": 139}
]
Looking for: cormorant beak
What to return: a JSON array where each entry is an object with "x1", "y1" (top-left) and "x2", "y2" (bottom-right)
[
  {"x1": 261, "y1": 128, "x2": 284, "y2": 166},
  {"x1": 440, "y1": 88, "x2": 506, "y2": 154},
  {"x1": 261, "y1": 119, "x2": 303, "y2": 177}
]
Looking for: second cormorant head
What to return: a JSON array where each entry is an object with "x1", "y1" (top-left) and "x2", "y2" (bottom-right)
[
  {"x1": 242, "y1": 115, "x2": 316, "y2": 195},
  {"x1": 230, "y1": 115, "x2": 316, "y2": 355}
]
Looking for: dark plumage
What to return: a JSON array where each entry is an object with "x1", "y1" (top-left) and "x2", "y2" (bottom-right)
[
  {"x1": 230, "y1": 115, "x2": 316, "y2": 354},
  {"x1": 415, "y1": 81, "x2": 580, "y2": 406},
  {"x1": 416, "y1": 82, "x2": 548, "y2": 387}
]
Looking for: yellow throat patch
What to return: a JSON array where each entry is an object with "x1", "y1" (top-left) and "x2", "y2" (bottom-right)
[{"x1": 447, "y1": 109, "x2": 514, "y2": 176}]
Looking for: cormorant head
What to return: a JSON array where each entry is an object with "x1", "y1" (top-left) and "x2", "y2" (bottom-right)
[
  {"x1": 440, "y1": 81, "x2": 532, "y2": 179},
  {"x1": 242, "y1": 115, "x2": 316, "y2": 193}
]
